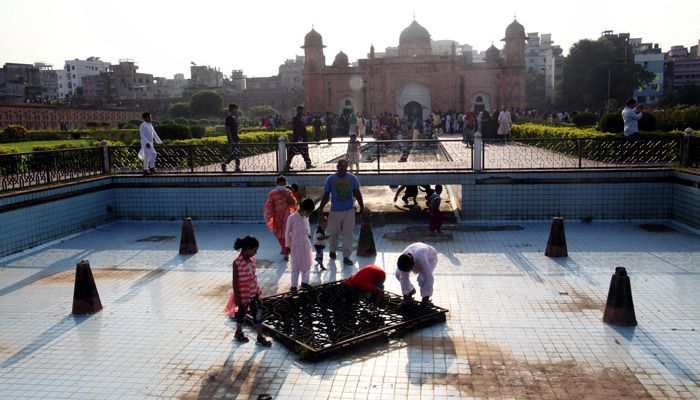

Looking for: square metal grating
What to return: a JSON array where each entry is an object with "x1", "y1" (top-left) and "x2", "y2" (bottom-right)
[{"x1": 247, "y1": 280, "x2": 448, "y2": 361}]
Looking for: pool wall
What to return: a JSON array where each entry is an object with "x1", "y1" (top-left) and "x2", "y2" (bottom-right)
[{"x1": 1, "y1": 170, "x2": 698, "y2": 257}]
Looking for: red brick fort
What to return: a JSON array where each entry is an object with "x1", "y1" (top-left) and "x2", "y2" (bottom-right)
[{"x1": 303, "y1": 19, "x2": 527, "y2": 119}]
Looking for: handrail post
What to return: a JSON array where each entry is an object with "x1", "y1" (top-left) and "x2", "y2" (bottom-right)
[
  {"x1": 101, "y1": 140, "x2": 110, "y2": 173},
  {"x1": 473, "y1": 132, "x2": 483, "y2": 171},
  {"x1": 376, "y1": 141, "x2": 381, "y2": 173},
  {"x1": 188, "y1": 146, "x2": 194, "y2": 173},
  {"x1": 277, "y1": 136, "x2": 287, "y2": 173},
  {"x1": 577, "y1": 139, "x2": 582, "y2": 169}
]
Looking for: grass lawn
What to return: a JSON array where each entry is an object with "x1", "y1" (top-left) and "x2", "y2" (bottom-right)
[{"x1": 0, "y1": 140, "x2": 93, "y2": 153}]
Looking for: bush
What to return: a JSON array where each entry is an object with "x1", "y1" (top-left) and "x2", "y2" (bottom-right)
[
  {"x1": 128, "y1": 119, "x2": 142, "y2": 126},
  {"x1": 174, "y1": 117, "x2": 187, "y2": 125},
  {"x1": 571, "y1": 112, "x2": 597, "y2": 128},
  {"x1": 86, "y1": 121, "x2": 101, "y2": 127},
  {"x1": 511, "y1": 123, "x2": 611, "y2": 139},
  {"x1": 1, "y1": 125, "x2": 29, "y2": 142},
  {"x1": 100, "y1": 121, "x2": 111, "y2": 127},
  {"x1": 596, "y1": 112, "x2": 624, "y2": 133},
  {"x1": 71, "y1": 131, "x2": 81, "y2": 140},
  {"x1": 153, "y1": 123, "x2": 191, "y2": 140},
  {"x1": 190, "y1": 125, "x2": 206, "y2": 139},
  {"x1": 198, "y1": 119, "x2": 210, "y2": 126},
  {"x1": 651, "y1": 105, "x2": 700, "y2": 132},
  {"x1": 639, "y1": 112, "x2": 656, "y2": 131},
  {"x1": 160, "y1": 119, "x2": 174, "y2": 125}
]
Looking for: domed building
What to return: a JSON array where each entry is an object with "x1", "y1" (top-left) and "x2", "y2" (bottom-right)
[{"x1": 302, "y1": 19, "x2": 526, "y2": 120}]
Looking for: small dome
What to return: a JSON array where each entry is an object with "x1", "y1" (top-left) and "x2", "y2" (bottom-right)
[
  {"x1": 504, "y1": 19, "x2": 526, "y2": 39},
  {"x1": 332, "y1": 51, "x2": 349, "y2": 68},
  {"x1": 399, "y1": 20, "x2": 431, "y2": 46},
  {"x1": 304, "y1": 28, "x2": 324, "y2": 48},
  {"x1": 485, "y1": 45, "x2": 501, "y2": 62}
]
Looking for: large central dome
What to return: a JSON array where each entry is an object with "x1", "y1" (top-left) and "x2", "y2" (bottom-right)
[
  {"x1": 398, "y1": 20, "x2": 432, "y2": 57},
  {"x1": 399, "y1": 20, "x2": 431, "y2": 46}
]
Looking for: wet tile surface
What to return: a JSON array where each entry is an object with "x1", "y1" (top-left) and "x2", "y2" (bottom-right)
[{"x1": 0, "y1": 220, "x2": 699, "y2": 399}]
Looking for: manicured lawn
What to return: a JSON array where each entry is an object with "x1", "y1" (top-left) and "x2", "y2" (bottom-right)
[{"x1": 0, "y1": 140, "x2": 93, "y2": 153}]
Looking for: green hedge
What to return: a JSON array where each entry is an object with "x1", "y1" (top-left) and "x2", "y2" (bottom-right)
[
  {"x1": 512, "y1": 123, "x2": 684, "y2": 139},
  {"x1": 170, "y1": 130, "x2": 292, "y2": 145}
]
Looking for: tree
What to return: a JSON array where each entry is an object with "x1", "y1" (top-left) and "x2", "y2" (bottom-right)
[
  {"x1": 167, "y1": 101, "x2": 191, "y2": 118},
  {"x1": 189, "y1": 90, "x2": 224, "y2": 118},
  {"x1": 560, "y1": 38, "x2": 654, "y2": 110},
  {"x1": 661, "y1": 84, "x2": 700, "y2": 107},
  {"x1": 248, "y1": 105, "x2": 280, "y2": 122}
]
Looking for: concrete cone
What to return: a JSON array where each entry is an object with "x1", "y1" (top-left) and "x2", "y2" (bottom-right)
[
  {"x1": 603, "y1": 267, "x2": 637, "y2": 326},
  {"x1": 545, "y1": 217, "x2": 568, "y2": 257},
  {"x1": 356, "y1": 208, "x2": 376, "y2": 257},
  {"x1": 72, "y1": 260, "x2": 103, "y2": 315},
  {"x1": 179, "y1": 217, "x2": 198, "y2": 254}
]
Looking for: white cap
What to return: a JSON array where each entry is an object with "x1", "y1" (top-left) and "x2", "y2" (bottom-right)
[{"x1": 685, "y1": 127, "x2": 694, "y2": 134}]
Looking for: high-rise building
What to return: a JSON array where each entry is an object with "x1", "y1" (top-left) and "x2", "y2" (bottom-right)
[
  {"x1": 58, "y1": 57, "x2": 111, "y2": 99},
  {"x1": 634, "y1": 50, "x2": 664, "y2": 105},
  {"x1": 279, "y1": 56, "x2": 304, "y2": 91}
]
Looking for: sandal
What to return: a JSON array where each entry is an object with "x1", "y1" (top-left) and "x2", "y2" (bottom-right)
[
  {"x1": 234, "y1": 331, "x2": 249, "y2": 343},
  {"x1": 257, "y1": 336, "x2": 272, "y2": 347}
]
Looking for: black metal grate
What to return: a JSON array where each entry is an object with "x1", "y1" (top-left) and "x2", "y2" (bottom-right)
[{"x1": 249, "y1": 280, "x2": 448, "y2": 361}]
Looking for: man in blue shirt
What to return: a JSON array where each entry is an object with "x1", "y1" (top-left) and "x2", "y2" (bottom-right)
[
  {"x1": 318, "y1": 159, "x2": 364, "y2": 266},
  {"x1": 622, "y1": 98, "x2": 643, "y2": 137}
]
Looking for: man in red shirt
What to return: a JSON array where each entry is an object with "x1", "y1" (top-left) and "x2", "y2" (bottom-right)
[{"x1": 344, "y1": 264, "x2": 386, "y2": 305}]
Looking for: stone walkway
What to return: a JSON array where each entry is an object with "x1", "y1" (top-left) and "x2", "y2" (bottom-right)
[{"x1": 1, "y1": 220, "x2": 699, "y2": 399}]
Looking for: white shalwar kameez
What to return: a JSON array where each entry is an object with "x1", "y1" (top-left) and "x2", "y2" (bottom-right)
[
  {"x1": 395, "y1": 242, "x2": 438, "y2": 298},
  {"x1": 138, "y1": 121, "x2": 163, "y2": 170}
]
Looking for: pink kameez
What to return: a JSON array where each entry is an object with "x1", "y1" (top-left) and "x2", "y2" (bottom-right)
[{"x1": 263, "y1": 188, "x2": 296, "y2": 252}]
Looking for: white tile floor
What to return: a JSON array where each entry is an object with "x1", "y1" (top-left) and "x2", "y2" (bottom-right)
[{"x1": 0, "y1": 220, "x2": 699, "y2": 399}]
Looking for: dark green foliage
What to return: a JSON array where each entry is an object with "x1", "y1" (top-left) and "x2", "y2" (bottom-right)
[
  {"x1": 71, "y1": 131, "x2": 81, "y2": 140},
  {"x1": 638, "y1": 112, "x2": 656, "y2": 131},
  {"x1": 190, "y1": 125, "x2": 206, "y2": 139},
  {"x1": 128, "y1": 119, "x2": 142, "y2": 126},
  {"x1": 153, "y1": 123, "x2": 191, "y2": 140},
  {"x1": 1, "y1": 125, "x2": 29, "y2": 142},
  {"x1": 167, "y1": 101, "x2": 191, "y2": 118},
  {"x1": 651, "y1": 106, "x2": 700, "y2": 131},
  {"x1": 571, "y1": 112, "x2": 598, "y2": 127},
  {"x1": 597, "y1": 113, "x2": 624, "y2": 133},
  {"x1": 100, "y1": 121, "x2": 110, "y2": 127},
  {"x1": 174, "y1": 117, "x2": 187, "y2": 125},
  {"x1": 560, "y1": 38, "x2": 655, "y2": 109},
  {"x1": 189, "y1": 90, "x2": 224, "y2": 118},
  {"x1": 86, "y1": 121, "x2": 101, "y2": 127}
]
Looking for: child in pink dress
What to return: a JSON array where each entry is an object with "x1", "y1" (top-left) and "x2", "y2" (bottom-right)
[{"x1": 285, "y1": 199, "x2": 315, "y2": 292}]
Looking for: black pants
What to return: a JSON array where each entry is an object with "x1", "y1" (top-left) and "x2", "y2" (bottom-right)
[
  {"x1": 225, "y1": 142, "x2": 241, "y2": 168},
  {"x1": 287, "y1": 143, "x2": 312, "y2": 167}
]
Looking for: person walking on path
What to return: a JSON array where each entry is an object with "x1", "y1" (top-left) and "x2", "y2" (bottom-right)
[
  {"x1": 326, "y1": 112, "x2": 334, "y2": 144},
  {"x1": 497, "y1": 106, "x2": 512, "y2": 141},
  {"x1": 222, "y1": 103, "x2": 241, "y2": 172},
  {"x1": 357, "y1": 115, "x2": 366, "y2": 141},
  {"x1": 346, "y1": 133, "x2": 362, "y2": 173},
  {"x1": 318, "y1": 159, "x2": 365, "y2": 266},
  {"x1": 138, "y1": 112, "x2": 163, "y2": 175},
  {"x1": 230, "y1": 235, "x2": 272, "y2": 346},
  {"x1": 395, "y1": 242, "x2": 438, "y2": 305},
  {"x1": 285, "y1": 105, "x2": 314, "y2": 170},
  {"x1": 263, "y1": 175, "x2": 297, "y2": 260},
  {"x1": 622, "y1": 98, "x2": 643, "y2": 138},
  {"x1": 285, "y1": 198, "x2": 315, "y2": 292}
]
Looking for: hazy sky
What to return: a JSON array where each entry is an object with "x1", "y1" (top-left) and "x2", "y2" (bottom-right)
[{"x1": 2, "y1": 0, "x2": 698, "y2": 79}]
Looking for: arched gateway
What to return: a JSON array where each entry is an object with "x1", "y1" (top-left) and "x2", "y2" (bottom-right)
[{"x1": 395, "y1": 82, "x2": 430, "y2": 121}]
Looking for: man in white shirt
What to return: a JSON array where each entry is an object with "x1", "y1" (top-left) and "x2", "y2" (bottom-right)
[
  {"x1": 622, "y1": 98, "x2": 643, "y2": 137},
  {"x1": 497, "y1": 105, "x2": 512, "y2": 140},
  {"x1": 138, "y1": 112, "x2": 163, "y2": 175},
  {"x1": 395, "y1": 242, "x2": 438, "y2": 305}
]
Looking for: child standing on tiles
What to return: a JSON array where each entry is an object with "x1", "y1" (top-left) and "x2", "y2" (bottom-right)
[
  {"x1": 313, "y1": 215, "x2": 329, "y2": 271},
  {"x1": 230, "y1": 235, "x2": 272, "y2": 346},
  {"x1": 285, "y1": 198, "x2": 315, "y2": 292}
]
